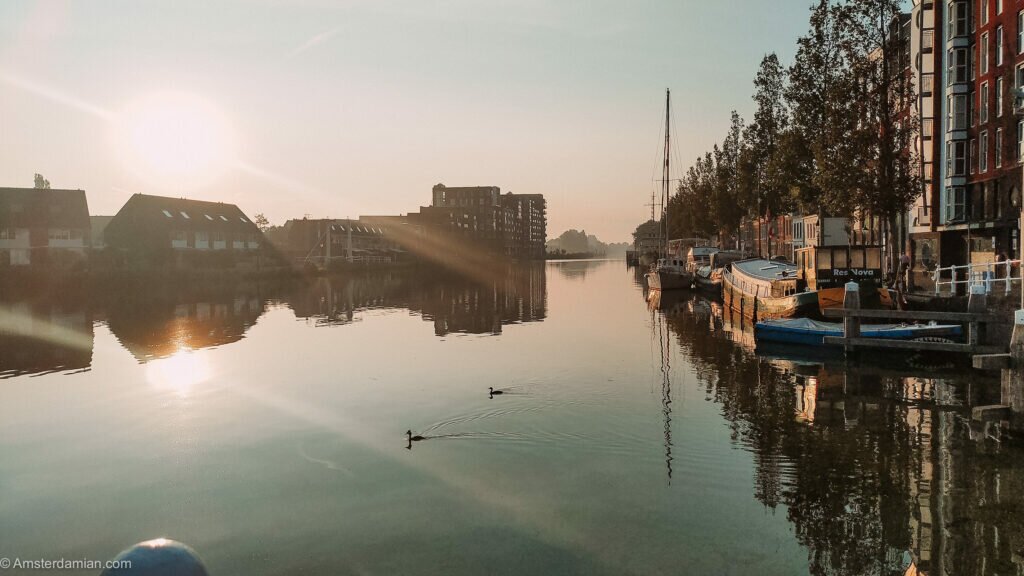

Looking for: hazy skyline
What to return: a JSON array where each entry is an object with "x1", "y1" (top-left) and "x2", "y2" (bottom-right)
[{"x1": 1, "y1": 1, "x2": 814, "y2": 241}]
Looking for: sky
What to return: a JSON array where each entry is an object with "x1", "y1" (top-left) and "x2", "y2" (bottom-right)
[{"x1": 0, "y1": 1, "x2": 817, "y2": 242}]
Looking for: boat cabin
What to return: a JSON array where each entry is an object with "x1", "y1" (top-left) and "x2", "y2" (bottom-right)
[
  {"x1": 686, "y1": 246, "x2": 718, "y2": 268},
  {"x1": 794, "y1": 244, "x2": 883, "y2": 290},
  {"x1": 730, "y1": 258, "x2": 805, "y2": 298},
  {"x1": 708, "y1": 250, "x2": 745, "y2": 270}
]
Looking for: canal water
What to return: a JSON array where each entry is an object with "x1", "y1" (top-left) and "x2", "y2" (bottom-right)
[{"x1": 2, "y1": 260, "x2": 1023, "y2": 575}]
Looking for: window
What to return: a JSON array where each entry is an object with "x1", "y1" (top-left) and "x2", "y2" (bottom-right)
[
  {"x1": 923, "y1": 118, "x2": 933, "y2": 139},
  {"x1": 982, "y1": 82, "x2": 990, "y2": 123},
  {"x1": 996, "y1": 127, "x2": 1004, "y2": 167},
  {"x1": 971, "y1": 138, "x2": 978, "y2": 172},
  {"x1": 923, "y1": 74, "x2": 934, "y2": 94},
  {"x1": 982, "y1": 33, "x2": 989, "y2": 75},
  {"x1": 0, "y1": 228, "x2": 15, "y2": 240},
  {"x1": 972, "y1": 45, "x2": 978, "y2": 80},
  {"x1": 997, "y1": 0, "x2": 1003, "y2": 15},
  {"x1": 981, "y1": 130, "x2": 990, "y2": 172},
  {"x1": 969, "y1": 91, "x2": 976, "y2": 126},
  {"x1": 997, "y1": 77, "x2": 1004, "y2": 116},
  {"x1": 953, "y1": 140, "x2": 967, "y2": 175},
  {"x1": 1020, "y1": 11, "x2": 1024, "y2": 53},
  {"x1": 205, "y1": 214, "x2": 213, "y2": 221},
  {"x1": 950, "y1": 1, "x2": 970, "y2": 35},
  {"x1": 180, "y1": 211, "x2": 190, "y2": 219},
  {"x1": 196, "y1": 231, "x2": 209, "y2": 243},
  {"x1": 47, "y1": 229, "x2": 71, "y2": 241},
  {"x1": 948, "y1": 186, "x2": 967, "y2": 222},
  {"x1": 219, "y1": 215, "x2": 228, "y2": 221},
  {"x1": 162, "y1": 209, "x2": 173, "y2": 218},
  {"x1": 996, "y1": 26, "x2": 1004, "y2": 66},
  {"x1": 950, "y1": 94, "x2": 968, "y2": 129},
  {"x1": 240, "y1": 216, "x2": 248, "y2": 223},
  {"x1": 1018, "y1": 120, "x2": 1023, "y2": 161},
  {"x1": 982, "y1": 0, "x2": 989, "y2": 26},
  {"x1": 949, "y1": 48, "x2": 969, "y2": 82}
]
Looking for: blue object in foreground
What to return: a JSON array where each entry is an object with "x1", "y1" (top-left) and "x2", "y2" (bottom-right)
[
  {"x1": 101, "y1": 539, "x2": 208, "y2": 576},
  {"x1": 754, "y1": 317, "x2": 963, "y2": 347}
]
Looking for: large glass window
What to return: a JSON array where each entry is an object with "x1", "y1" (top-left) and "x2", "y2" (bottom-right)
[
  {"x1": 982, "y1": 0, "x2": 989, "y2": 26},
  {"x1": 950, "y1": 94, "x2": 968, "y2": 129},
  {"x1": 971, "y1": 138, "x2": 978, "y2": 172},
  {"x1": 997, "y1": 77, "x2": 1004, "y2": 116},
  {"x1": 982, "y1": 33, "x2": 990, "y2": 75},
  {"x1": 981, "y1": 130, "x2": 990, "y2": 172},
  {"x1": 982, "y1": 82, "x2": 990, "y2": 123},
  {"x1": 953, "y1": 140, "x2": 967, "y2": 175},
  {"x1": 997, "y1": 127, "x2": 1004, "y2": 167},
  {"x1": 947, "y1": 187, "x2": 967, "y2": 222},
  {"x1": 1018, "y1": 120, "x2": 1023, "y2": 161},
  {"x1": 949, "y1": 48, "x2": 969, "y2": 83},
  {"x1": 997, "y1": 26, "x2": 1005, "y2": 66},
  {"x1": 1019, "y1": 11, "x2": 1024, "y2": 53}
]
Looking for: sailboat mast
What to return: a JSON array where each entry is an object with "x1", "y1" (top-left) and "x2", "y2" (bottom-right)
[{"x1": 662, "y1": 89, "x2": 671, "y2": 254}]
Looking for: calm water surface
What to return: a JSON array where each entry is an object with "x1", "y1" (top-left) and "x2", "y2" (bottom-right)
[{"x1": 2, "y1": 261, "x2": 1023, "y2": 575}]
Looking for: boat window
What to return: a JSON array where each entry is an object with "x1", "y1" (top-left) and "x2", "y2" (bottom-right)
[
  {"x1": 833, "y1": 249, "x2": 848, "y2": 268},
  {"x1": 851, "y1": 249, "x2": 865, "y2": 268},
  {"x1": 817, "y1": 250, "x2": 832, "y2": 270},
  {"x1": 866, "y1": 248, "x2": 881, "y2": 269}
]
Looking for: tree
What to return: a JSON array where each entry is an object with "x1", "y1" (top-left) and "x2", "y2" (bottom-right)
[
  {"x1": 712, "y1": 112, "x2": 746, "y2": 243},
  {"x1": 33, "y1": 174, "x2": 50, "y2": 189},
  {"x1": 253, "y1": 213, "x2": 271, "y2": 232},
  {"x1": 784, "y1": 0, "x2": 858, "y2": 214},
  {"x1": 844, "y1": 0, "x2": 922, "y2": 270},
  {"x1": 741, "y1": 53, "x2": 792, "y2": 218}
]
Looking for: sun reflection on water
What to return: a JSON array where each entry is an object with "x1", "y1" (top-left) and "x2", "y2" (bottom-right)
[{"x1": 145, "y1": 349, "x2": 211, "y2": 397}]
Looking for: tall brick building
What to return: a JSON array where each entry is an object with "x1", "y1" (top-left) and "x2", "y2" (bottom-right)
[{"x1": 910, "y1": 0, "x2": 1024, "y2": 283}]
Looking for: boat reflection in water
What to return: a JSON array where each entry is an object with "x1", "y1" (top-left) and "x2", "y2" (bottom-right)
[{"x1": 653, "y1": 289, "x2": 1023, "y2": 576}]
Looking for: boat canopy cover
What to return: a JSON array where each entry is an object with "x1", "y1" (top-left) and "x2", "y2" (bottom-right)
[
  {"x1": 758, "y1": 318, "x2": 960, "y2": 333},
  {"x1": 732, "y1": 258, "x2": 798, "y2": 281}
]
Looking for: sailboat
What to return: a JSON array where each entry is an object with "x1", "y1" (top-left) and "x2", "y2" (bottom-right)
[{"x1": 646, "y1": 89, "x2": 693, "y2": 292}]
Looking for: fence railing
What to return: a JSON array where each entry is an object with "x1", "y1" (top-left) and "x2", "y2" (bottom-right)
[{"x1": 933, "y1": 259, "x2": 1022, "y2": 295}]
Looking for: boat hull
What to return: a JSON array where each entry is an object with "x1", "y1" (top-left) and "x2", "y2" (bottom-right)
[
  {"x1": 816, "y1": 286, "x2": 896, "y2": 313},
  {"x1": 722, "y1": 272, "x2": 818, "y2": 321},
  {"x1": 754, "y1": 318, "x2": 963, "y2": 347},
  {"x1": 646, "y1": 269, "x2": 693, "y2": 291}
]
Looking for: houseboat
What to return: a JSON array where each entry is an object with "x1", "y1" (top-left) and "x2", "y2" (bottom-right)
[
  {"x1": 722, "y1": 258, "x2": 819, "y2": 320},
  {"x1": 694, "y1": 249, "x2": 745, "y2": 294},
  {"x1": 793, "y1": 243, "x2": 895, "y2": 312}
]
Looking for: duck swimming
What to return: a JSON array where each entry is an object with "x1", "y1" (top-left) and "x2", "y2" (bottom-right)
[
  {"x1": 488, "y1": 387, "x2": 504, "y2": 397},
  {"x1": 406, "y1": 430, "x2": 425, "y2": 441}
]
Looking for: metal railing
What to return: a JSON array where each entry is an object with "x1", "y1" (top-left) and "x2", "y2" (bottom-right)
[{"x1": 933, "y1": 259, "x2": 1022, "y2": 295}]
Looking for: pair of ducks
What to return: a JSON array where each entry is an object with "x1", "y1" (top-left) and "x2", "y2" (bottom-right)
[{"x1": 406, "y1": 387, "x2": 505, "y2": 444}]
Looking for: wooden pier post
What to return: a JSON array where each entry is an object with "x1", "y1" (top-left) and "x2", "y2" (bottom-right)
[
  {"x1": 967, "y1": 284, "x2": 988, "y2": 347},
  {"x1": 843, "y1": 281, "x2": 860, "y2": 354}
]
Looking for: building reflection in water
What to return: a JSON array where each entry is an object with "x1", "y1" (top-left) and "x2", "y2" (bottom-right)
[
  {"x1": 287, "y1": 263, "x2": 547, "y2": 336},
  {"x1": 105, "y1": 285, "x2": 267, "y2": 361},
  {"x1": 655, "y1": 290, "x2": 1024, "y2": 576}
]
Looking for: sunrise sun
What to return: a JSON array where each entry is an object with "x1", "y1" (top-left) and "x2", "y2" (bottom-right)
[{"x1": 114, "y1": 91, "x2": 234, "y2": 188}]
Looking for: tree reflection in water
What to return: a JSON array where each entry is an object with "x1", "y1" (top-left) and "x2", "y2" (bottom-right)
[{"x1": 652, "y1": 289, "x2": 1024, "y2": 576}]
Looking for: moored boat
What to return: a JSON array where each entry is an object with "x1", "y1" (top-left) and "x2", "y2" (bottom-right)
[
  {"x1": 646, "y1": 255, "x2": 693, "y2": 291},
  {"x1": 722, "y1": 258, "x2": 819, "y2": 320},
  {"x1": 694, "y1": 250, "x2": 745, "y2": 294},
  {"x1": 754, "y1": 317, "x2": 962, "y2": 347}
]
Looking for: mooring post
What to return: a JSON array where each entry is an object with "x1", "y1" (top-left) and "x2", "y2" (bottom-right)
[
  {"x1": 843, "y1": 281, "x2": 860, "y2": 353},
  {"x1": 968, "y1": 284, "x2": 987, "y2": 348}
]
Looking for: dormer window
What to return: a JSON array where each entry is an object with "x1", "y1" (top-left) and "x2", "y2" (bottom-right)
[
  {"x1": 162, "y1": 210, "x2": 173, "y2": 218},
  {"x1": 180, "y1": 211, "x2": 190, "y2": 219},
  {"x1": 240, "y1": 216, "x2": 248, "y2": 223},
  {"x1": 219, "y1": 215, "x2": 228, "y2": 222},
  {"x1": 205, "y1": 214, "x2": 214, "y2": 221}
]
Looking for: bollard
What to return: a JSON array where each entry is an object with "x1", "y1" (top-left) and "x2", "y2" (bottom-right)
[
  {"x1": 968, "y1": 284, "x2": 987, "y2": 347},
  {"x1": 101, "y1": 539, "x2": 208, "y2": 576},
  {"x1": 843, "y1": 281, "x2": 861, "y2": 353}
]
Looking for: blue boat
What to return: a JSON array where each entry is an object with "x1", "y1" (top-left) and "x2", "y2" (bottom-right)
[{"x1": 754, "y1": 318, "x2": 963, "y2": 347}]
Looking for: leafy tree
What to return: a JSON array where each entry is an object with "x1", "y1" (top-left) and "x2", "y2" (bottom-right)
[
  {"x1": 741, "y1": 53, "x2": 792, "y2": 217},
  {"x1": 33, "y1": 173, "x2": 50, "y2": 189},
  {"x1": 253, "y1": 212, "x2": 271, "y2": 232}
]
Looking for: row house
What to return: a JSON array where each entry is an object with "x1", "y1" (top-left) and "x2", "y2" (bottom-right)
[
  {"x1": 103, "y1": 193, "x2": 264, "y2": 268},
  {"x1": 274, "y1": 218, "x2": 405, "y2": 264},
  {"x1": 0, "y1": 187, "x2": 91, "y2": 268},
  {"x1": 910, "y1": 0, "x2": 1024, "y2": 285}
]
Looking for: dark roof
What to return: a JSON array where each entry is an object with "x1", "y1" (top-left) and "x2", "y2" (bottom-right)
[
  {"x1": 109, "y1": 193, "x2": 259, "y2": 234},
  {"x1": 0, "y1": 187, "x2": 90, "y2": 229}
]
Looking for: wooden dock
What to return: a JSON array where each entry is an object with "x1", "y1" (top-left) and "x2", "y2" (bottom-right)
[{"x1": 821, "y1": 308, "x2": 1005, "y2": 355}]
